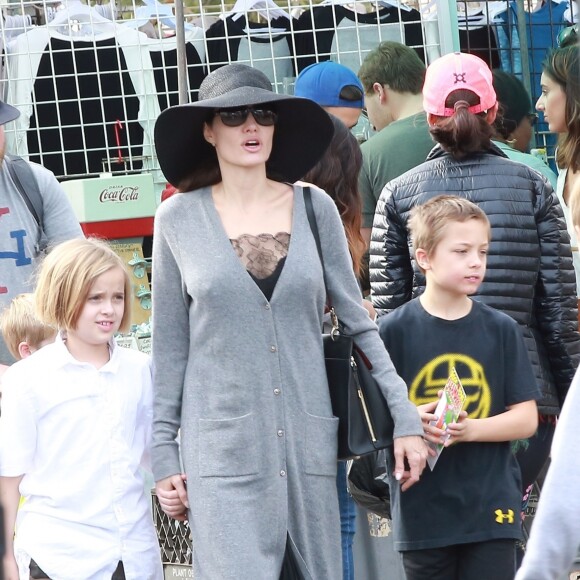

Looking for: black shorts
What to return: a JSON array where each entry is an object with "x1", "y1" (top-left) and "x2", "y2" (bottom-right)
[
  {"x1": 402, "y1": 539, "x2": 517, "y2": 580},
  {"x1": 30, "y1": 559, "x2": 126, "y2": 580}
]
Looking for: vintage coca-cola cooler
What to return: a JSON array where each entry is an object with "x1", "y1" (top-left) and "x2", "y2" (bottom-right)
[{"x1": 60, "y1": 173, "x2": 156, "y2": 239}]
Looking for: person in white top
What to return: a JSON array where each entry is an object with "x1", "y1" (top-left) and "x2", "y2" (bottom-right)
[
  {"x1": 0, "y1": 238, "x2": 162, "y2": 580},
  {"x1": 515, "y1": 181, "x2": 580, "y2": 580},
  {"x1": 536, "y1": 44, "x2": 580, "y2": 300}
]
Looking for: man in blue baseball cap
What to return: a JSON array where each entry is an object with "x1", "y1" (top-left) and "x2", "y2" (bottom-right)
[{"x1": 295, "y1": 61, "x2": 364, "y2": 129}]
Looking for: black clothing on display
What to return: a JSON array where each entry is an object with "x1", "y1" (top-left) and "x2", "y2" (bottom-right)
[
  {"x1": 459, "y1": 27, "x2": 500, "y2": 69},
  {"x1": 378, "y1": 299, "x2": 540, "y2": 551},
  {"x1": 149, "y1": 37, "x2": 206, "y2": 108},
  {"x1": 205, "y1": 16, "x2": 295, "y2": 90},
  {"x1": 294, "y1": 4, "x2": 425, "y2": 73},
  {"x1": 28, "y1": 37, "x2": 143, "y2": 177}
]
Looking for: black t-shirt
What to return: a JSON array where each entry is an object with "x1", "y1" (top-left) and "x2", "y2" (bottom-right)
[{"x1": 378, "y1": 298, "x2": 540, "y2": 551}]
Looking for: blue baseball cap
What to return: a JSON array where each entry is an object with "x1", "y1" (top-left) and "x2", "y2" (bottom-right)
[{"x1": 295, "y1": 62, "x2": 364, "y2": 109}]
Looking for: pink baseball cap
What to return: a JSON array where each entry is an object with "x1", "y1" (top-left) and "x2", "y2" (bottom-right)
[{"x1": 423, "y1": 52, "x2": 497, "y2": 117}]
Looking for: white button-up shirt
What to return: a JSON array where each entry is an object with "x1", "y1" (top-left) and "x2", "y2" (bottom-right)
[{"x1": 0, "y1": 335, "x2": 163, "y2": 579}]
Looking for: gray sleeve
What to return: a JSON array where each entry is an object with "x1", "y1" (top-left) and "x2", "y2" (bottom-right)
[
  {"x1": 150, "y1": 201, "x2": 190, "y2": 481},
  {"x1": 515, "y1": 370, "x2": 580, "y2": 580},
  {"x1": 310, "y1": 187, "x2": 423, "y2": 439},
  {"x1": 29, "y1": 162, "x2": 83, "y2": 243}
]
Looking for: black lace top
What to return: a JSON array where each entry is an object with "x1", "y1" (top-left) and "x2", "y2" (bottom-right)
[{"x1": 230, "y1": 232, "x2": 291, "y2": 301}]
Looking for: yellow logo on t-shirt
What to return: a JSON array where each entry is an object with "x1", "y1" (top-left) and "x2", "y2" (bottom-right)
[
  {"x1": 494, "y1": 509, "x2": 515, "y2": 524},
  {"x1": 409, "y1": 353, "x2": 491, "y2": 419}
]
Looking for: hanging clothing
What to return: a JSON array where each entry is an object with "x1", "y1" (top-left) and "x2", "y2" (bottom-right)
[
  {"x1": 142, "y1": 27, "x2": 207, "y2": 107},
  {"x1": 205, "y1": 15, "x2": 295, "y2": 92},
  {"x1": 294, "y1": 3, "x2": 426, "y2": 74},
  {"x1": 4, "y1": 25, "x2": 160, "y2": 178}
]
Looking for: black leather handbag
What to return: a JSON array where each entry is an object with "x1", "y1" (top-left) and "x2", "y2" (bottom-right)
[{"x1": 304, "y1": 188, "x2": 394, "y2": 460}]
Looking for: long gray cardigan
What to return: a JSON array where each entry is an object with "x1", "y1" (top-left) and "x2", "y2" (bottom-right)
[{"x1": 151, "y1": 184, "x2": 423, "y2": 579}]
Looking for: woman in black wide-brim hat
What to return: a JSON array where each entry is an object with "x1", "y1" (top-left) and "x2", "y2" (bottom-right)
[{"x1": 151, "y1": 64, "x2": 427, "y2": 580}]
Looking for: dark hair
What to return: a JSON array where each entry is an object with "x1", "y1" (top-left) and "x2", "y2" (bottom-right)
[
  {"x1": 492, "y1": 70, "x2": 532, "y2": 140},
  {"x1": 358, "y1": 41, "x2": 425, "y2": 95},
  {"x1": 302, "y1": 116, "x2": 365, "y2": 278},
  {"x1": 429, "y1": 89, "x2": 494, "y2": 159},
  {"x1": 542, "y1": 45, "x2": 580, "y2": 171},
  {"x1": 178, "y1": 147, "x2": 221, "y2": 192},
  {"x1": 492, "y1": 102, "x2": 515, "y2": 141}
]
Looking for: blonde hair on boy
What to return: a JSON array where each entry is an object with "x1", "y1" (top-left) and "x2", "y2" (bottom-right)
[
  {"x1": 409, "y1": 195, "x2": 491, "y2": 271},
  {"x1": 0, "y1": 293, "x2": 56, "y2": 360},
  {"x1": 35, "y1": 238, "x2": 132, "y2": 333}
]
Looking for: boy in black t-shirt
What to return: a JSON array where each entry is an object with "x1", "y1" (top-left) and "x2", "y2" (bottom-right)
[{"x1": 378, "y1": 195, "x2": 540, "y2": 580}]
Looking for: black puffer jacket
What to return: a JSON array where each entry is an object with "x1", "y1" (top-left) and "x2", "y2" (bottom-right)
[{"x1": 370, "y1": 144, "x2": 580, "y2": 415}]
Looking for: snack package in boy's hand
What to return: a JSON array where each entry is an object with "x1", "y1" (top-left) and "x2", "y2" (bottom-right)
[{"x1": 427, "y1": 368, "x2": 467, "y2": 470}]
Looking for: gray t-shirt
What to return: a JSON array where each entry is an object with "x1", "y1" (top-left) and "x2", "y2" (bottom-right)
[{"x1": 0, "y1": 160, "x2": 83, "y2": 364}]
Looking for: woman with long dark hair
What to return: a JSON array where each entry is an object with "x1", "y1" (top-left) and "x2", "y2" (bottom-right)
[
  {"x1": 536, "y1": 44, "x2": 580, "y2": 304},
  {"x1": 151, "y1": 64, "x2": 427, "y2": 579},
  {"x1": 303, "y1": 115, "x2": 366, "y2": 279}
]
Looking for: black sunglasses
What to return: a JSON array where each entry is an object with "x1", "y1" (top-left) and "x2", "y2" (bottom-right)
[{"x1": 214, "y1": 107, "x2": 278, "y2": 127}]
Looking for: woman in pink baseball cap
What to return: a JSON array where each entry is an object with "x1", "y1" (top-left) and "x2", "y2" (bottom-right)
[{"x1": 370, "y1": 51, "x2": 580, "y2": 580}]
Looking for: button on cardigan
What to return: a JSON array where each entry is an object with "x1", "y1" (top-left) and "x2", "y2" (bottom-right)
[{"x1": 151, "y1": 184, "x2": 422, "y2": 579}]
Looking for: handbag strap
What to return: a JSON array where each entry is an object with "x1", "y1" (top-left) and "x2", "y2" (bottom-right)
[
  {"x1": 303, "y1": 187, "x2": 332, "y2": 307},
  {"x1": 304, "y1": 187, "x2": 341, "y2": 336}
]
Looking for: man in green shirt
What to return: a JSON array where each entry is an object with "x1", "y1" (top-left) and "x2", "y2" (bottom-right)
[{"x1": 358, "y1": 42, "x2": 435, "y2": 247}]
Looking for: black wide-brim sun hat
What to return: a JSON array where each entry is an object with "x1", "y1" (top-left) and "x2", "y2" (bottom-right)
[{"x1": 154, "y1": 85, "x2": 335, "y2": 187}]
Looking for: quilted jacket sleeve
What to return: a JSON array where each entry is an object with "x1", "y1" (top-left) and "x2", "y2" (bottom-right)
[
  {"x1": 533, "y1": 176, "x2": 580, "y2": 405},
  {"x1": 369, "y1": 182, "x2": 414, "y2": 317}
]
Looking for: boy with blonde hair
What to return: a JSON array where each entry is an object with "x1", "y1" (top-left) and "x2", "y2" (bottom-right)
[
  {"x1": 378, "y1": 195, "x2": 540, "y2": 580},
  {"x1": 0, "y1": 294, "x2": 56, "y2": 362}
]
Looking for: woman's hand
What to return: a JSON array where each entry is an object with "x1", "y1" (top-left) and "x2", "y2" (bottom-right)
[
  {"x1": 156, "y1": 473, "x2": 189, "y2": 521},
  {"x1": 393, "y1": 435, "x2": 429, "y2": 492}
]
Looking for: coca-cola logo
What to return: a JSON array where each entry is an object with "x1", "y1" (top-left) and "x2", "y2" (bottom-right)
[{"x1": 99, "y1": 185, "x2": 140, "y2": 203}]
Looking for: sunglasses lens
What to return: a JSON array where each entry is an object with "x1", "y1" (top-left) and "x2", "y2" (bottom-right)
[
  {"x1": 218, "y1": 109, "x2": 249, "y2": 127},
  {"x1": 252, "y1": 109, "x2": 278, "y2": 126},
  {"x1": 216, "y1": 108, "x2": 277, "y2": 127},
  {"x1": 528, "y1": 113, "x2": 538, "y2": 126}
]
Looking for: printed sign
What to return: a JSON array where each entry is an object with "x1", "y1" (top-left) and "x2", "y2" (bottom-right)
[{"x1": 164, "y1": 565, "x2": 194, "y2": 579}]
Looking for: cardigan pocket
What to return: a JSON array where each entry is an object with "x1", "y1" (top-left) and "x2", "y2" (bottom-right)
[
  {"x1": 302, "y1": 411, "x2": 339, "y2": 476},
  {"x1": 198, "y1": 413, "x2": 259, "y2": 477}
]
